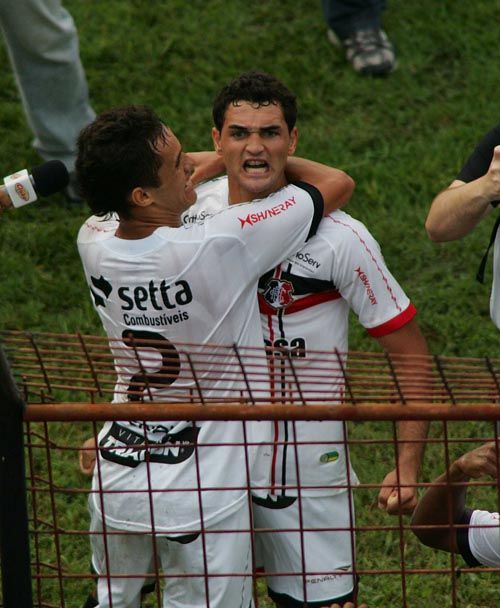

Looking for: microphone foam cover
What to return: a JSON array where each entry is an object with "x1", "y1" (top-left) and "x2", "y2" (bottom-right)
[{"x1": 31, "y1": 160, "x2": 69, "y2": 196}]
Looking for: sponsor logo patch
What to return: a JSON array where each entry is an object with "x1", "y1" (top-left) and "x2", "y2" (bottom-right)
[
  {"x1": 238, "y1": 196, "x2": 296, "y2": 228},
  {"x1": 319, "y1": 451, "x2": 339, "y2": 464},
  {"x1": 15, "y1": 182, "x2": 30, "y2": 201},
  {"x1": 294, "y1": 250, "x2": 321, "y2": 270},
  {"x1": 100, "y1": 422, "x2": 200, "y2": 467},
  {"x1": 355, "y1": 266, "x2": 377, "y2": 305}
]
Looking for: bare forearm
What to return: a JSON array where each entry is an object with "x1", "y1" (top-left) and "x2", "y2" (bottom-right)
[
  {"x1": 396, "y1": 420, "x2": 429, "y2": 474},
  {"x1": 411, "y1": 465, "x2": 469, "y2": 551},
  {"x1": 426, "y1": 177, "x2": 494, "y2": 242},
  {"x1": 188, "y1": 151, "x2": 225, "y2": 185},
  {"x1": 411, "y1": 442, "x2": 498, "y2": 551},
  {"x1": 285, "y1": 157, "x2": 355, "y2": 215}
]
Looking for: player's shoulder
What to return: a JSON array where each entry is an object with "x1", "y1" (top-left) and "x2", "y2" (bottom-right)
[
  {"x1": 195, "y1": 175, "x2": 228, "y2": 197},
  {"x1": 77, "y1": 214, "x2": 118, "y2": 244},
  {"x1": 316, "y1": 209, "x2": 377, "y2": 246},
  {"x1": 183, "y1": 176, "x2": 229, "y2": 225},
  {"x1": 470, "y1": 509, "x2": 499, "y2": 524}
]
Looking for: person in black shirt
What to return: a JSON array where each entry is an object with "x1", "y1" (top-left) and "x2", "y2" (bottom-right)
[{"x1": 425, "y1": 125, "x2": 500, "y2": 329}]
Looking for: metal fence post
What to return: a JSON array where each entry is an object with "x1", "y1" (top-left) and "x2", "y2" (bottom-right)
[{"x1": 0, "y1": 345, "x2": 33, "y2": 607}]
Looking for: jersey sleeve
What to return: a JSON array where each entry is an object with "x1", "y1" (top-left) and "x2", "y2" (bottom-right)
[
  {"x1": 457, "y1": 125, "x2": 500, "y2": 183},
  {"x1": 457, "y1": 509, "x2": 500, "y2": 568},
  {"x1": 205, "y1": 183, "x2": 324, "y2": 277},
  {"x1": 325, "y1": 213, "x2": 416, "y2": 336},
  {"x1": 291, "y1": 181, "x2": 324, "y2": 239}
]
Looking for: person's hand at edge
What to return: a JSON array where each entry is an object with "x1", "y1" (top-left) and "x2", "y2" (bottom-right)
[{"x1": 79, "y1": 436, "x2": 97, "y2": 476}]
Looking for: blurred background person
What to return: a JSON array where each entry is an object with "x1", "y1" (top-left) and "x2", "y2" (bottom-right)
[
  {"x1": 322, "y1": 0, "x2": 395, "y2": 76},
  {"x1": 0, "y1": 0, "x2": 95, "y2": 202},
  {"x1": 425, "y1": 127, "x2": 500, "y2": 330}
]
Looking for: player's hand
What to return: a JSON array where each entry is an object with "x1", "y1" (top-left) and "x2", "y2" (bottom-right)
[
  {"x1": 378, "y1": 468, "x2": 418, "y2": 515},
  {"x1": 485, "y1": 145, "x2": 500, "y2": 198},
  {"x1": 452, "y1": 442, "x2": 499, "y2": 479},
  {"x1": 0, "y1": 189, "x2": 12, "y2": 213},
  {"x1": 79, "y1": 436, "x2": 97, "y2": 476},
  {"x1": 186, "y1": 152, "x2": 225, "y2": 186}
]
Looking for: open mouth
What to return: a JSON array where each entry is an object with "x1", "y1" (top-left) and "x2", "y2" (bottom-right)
[{"x1": 243, "y1": 159, "x2": 269, "y2": 174}]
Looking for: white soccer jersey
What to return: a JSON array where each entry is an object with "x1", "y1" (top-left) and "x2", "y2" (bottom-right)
[
  {"x1": 190, "y1": 177, "x2": 416, "y2": 497},
  {"x1": 468, "y1": 509, "x2": 500, "y2": 567},
  {"x1": 77, "y1": 182, "x2": 324, "y2": 533}
]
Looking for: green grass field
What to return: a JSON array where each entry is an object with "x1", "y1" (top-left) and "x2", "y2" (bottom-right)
[{"x1": 0, "y1": 1, "x2": 498, "y2": 606}]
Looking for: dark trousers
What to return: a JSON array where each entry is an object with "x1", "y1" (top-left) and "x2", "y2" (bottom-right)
[{"x1": 321, "y1": 0, "x2": 387, "y2": 39}]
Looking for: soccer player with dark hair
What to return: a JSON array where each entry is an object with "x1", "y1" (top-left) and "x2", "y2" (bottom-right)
[
  {"x1": 184, "y1": 71, "x2": 429, "y2": 608},
  {"x1": 76, "y1": 103, "x2": 352, "y2": 608}
]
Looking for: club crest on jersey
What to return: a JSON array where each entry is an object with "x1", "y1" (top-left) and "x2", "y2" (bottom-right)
[
  {"x1": 238, "y1": 196, "x2": 296, "y2": 228},
  {"x1": 263, "y1": 279, "x2": 294, "y2": 309}
]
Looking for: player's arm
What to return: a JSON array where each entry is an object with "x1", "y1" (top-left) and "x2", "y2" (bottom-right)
[
  {"x1": 186, "y1": 151, "x2": 226, "y2": 186},
  {"x1": 425, "y1": 145, "x2": 500, "y2": 242},
  {"x1": 79, "y1": 436, "x2": 98, "y2": 476},
  {"x1": 285, "y1": 156, "x2": 355, "y2": 215},
  {"x1": 375, "y1": 319, "x2": 430, "y2": 515},
  {"x1": 410, "y1": 442, "x2": 499, "y2": 552}
]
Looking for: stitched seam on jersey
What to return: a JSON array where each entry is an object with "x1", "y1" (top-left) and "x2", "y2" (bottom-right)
[
  {"x1": 326, "y1": 216, "x2": 402, "y2": 312},
  {"x1": 267, "y1": 313, "x2": 278, "y2": 495},
  {"x1": 84, "y1": 221, "x2": 116, "y2": 233},
  {"x1": 277, "y1": 262, "x2": 294, "y2": 495},
  {"x1": 268, "y1": 265, "x2": 282, "y2": 496}
]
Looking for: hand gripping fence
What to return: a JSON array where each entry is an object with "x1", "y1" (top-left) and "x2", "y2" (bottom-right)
[{"x1": 0, "y1": 330, "x2": 498, "y2": 608}]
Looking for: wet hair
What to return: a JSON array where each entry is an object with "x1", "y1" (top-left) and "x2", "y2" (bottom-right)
[
  {"x1": 76, "y1": 105, "x2": 167, "y2": 218},
  {"x1": 212, "y1": 71, "x2": 297, "y2": 133}
]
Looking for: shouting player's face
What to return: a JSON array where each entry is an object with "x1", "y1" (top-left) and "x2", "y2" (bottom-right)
[{"x1": 212, "y1": 101, "x2": 297, "y2": 203}]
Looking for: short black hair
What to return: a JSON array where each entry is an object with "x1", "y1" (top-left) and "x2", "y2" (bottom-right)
[
  {"x1": 212, "y1": 71, "x2": 297, "y2": 133},
  {"x1": 76, "y1": 105, "x2": 167, "y2": 218}
]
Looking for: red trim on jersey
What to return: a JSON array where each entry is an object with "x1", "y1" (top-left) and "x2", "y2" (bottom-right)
[
  {"x1": 367, "y1": 303, "x2": 417, "y2": 337},
  {"x1": 258, "y1": 290, "x2": 341, "y2": 316}
]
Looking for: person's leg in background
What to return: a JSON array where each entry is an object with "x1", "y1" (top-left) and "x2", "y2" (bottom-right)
[
  {"x1": 0, "y1": 0, "x2": 95, "y2": 200},
  {"x1": 321, "y1": 0, "x2": 395, "y2": 76}
]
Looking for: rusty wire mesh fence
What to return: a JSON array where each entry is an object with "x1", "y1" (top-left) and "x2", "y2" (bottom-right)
[{"x1": 0, "y1": 330, "x2": 498, "y2": 608}]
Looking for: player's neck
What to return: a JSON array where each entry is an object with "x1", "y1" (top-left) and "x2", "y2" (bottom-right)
[
  {"x1": 227, "y1": 176, "x2": 288, "y2": 205},
  {"x1": 116, "y1": 212, "x2": 182, "y2": 239}
]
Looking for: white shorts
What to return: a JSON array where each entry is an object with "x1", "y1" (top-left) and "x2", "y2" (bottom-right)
[
  {"x1": 252, "y1": 492, "x2": 356, "y2": 606},
  {"x1": 90, "y1": 499, "x2": 253, "y2": 608}
]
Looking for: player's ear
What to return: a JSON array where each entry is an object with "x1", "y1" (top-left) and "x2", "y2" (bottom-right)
[
  {"x1": 212, "y1": 127, "x2": 222, "y2": 155},
  {"x1": 288, "y1": 127, "x2": 298, "y2": 156},
  {"x1": 130, "y1": 186, "x2": 154, "y2": 208}
]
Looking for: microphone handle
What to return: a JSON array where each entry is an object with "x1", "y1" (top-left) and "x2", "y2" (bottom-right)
[{"x1": 3, "y1": 169, "x2": 37, "y2": 208}]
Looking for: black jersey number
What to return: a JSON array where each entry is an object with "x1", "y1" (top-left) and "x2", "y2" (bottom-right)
[
  {"x1": 264, "y1": 337, "x2": 306, "y2": 359},
  {"x1": 98, "y1": 330, "x2": 194, "y2": 469},
  {"x1": 122, "y1": 329, "x2": 181, "y2": 401}
]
